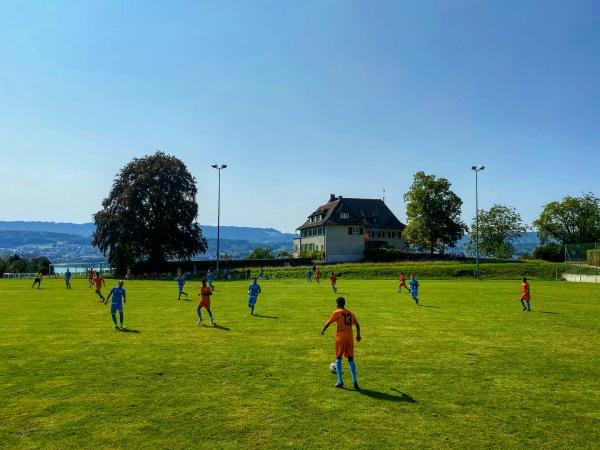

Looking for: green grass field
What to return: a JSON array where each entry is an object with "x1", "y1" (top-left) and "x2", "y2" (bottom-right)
[{"x1": 1, "y1": 278, "x2": 599, "y2": 449}]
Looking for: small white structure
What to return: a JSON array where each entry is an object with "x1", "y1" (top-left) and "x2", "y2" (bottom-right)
[{"x1": 562, "y1": 273, "x2": 600, "y2": 284}]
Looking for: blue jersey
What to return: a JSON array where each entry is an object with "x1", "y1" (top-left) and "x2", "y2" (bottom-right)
[
  {"x1": 409, "y1": 278, "x2": 419, "y2": 291},
  {"x1": 65, "y1": 271, "x2": 71, "y2": 280},
  {"x1": 248, "y1": 283, "x2": 261, "y2": 297},
  {"x1": 176, "y1": 276, "x2": 185, "y2": 288},
  {"x1": 110, "y1": 287, "x2": 126, "y2": 304},
  {"x1": 207, "y1": 273, "x2": 214, "y2": 282}
]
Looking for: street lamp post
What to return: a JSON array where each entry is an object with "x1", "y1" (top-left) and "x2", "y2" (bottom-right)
[
  {"x1": 471, "y1": 165, "x2": 485, "y2": 279},
  {"x1": 211, "y1": 164, "x2": 227, "y2": 275}
]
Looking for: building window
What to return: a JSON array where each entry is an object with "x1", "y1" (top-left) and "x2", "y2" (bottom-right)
[
  {"x1": 340, "y1": 212, "x2": 350, "y2": 219},
  {"x1": 348, "y1": 227, "x2": 362, "y2": 235},
  {"x1": 387, "y1": 231, "x2": 391, "y2": 238}
]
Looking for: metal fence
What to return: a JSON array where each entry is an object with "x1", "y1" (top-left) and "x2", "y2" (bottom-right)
[{"x1": 564, "y1": 243, "x2": 600, "y2": 283}]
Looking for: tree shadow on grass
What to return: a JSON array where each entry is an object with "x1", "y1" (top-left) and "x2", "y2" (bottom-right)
[
  {"x1": 537, "y1": 311, "x2": 560, "y2": 315},
  {"x1": 253, "y1": 314, "x2": 279, "y2": 319},
  {"x1": 358, "y1": 388, "x2": 417, "y2": 403},
  {"x1": 119, "y1": 328, "x2": 141, "y2": 333}
]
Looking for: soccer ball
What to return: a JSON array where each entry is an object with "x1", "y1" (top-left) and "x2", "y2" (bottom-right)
[{"x1": 329, "y1": 362, "x2": 337, "y2": 374}]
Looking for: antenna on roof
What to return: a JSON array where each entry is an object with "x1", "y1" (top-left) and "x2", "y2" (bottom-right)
[{"x1": 382, "y1": 188, "x2": 386, "y2": 204}]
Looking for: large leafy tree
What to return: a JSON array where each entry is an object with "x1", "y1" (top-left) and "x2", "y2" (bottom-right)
[
  {"x1": 403, "y1": 171, "x2": 466, "y2": 255},
  {"x1": 467, "y1": 204, "x2": 528, "y2": 259},
  {"x1": 533, "y1": 193, "x2": 600, "y2": 244},
  {"x1": 92, "y1": 152, "x2": 207, "y2": 274}
]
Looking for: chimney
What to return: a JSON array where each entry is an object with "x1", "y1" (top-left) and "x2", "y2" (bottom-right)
[{"x1": 329, "y1": 194, "x2": 336, "y2": 202}]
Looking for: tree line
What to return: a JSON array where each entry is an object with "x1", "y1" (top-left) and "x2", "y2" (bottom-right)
[
  {"x1": 0, "y1": 254, "x2": 53, "y2": 275},
  {"x1": 402, "y1": 171, "x2": 600, "y2": 260},
  {"x1": 91, "y1": 152, "x2": 600, "y2": 274}
]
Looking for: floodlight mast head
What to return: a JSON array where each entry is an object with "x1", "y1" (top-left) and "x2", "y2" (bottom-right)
[
  {"x1": 472, "y1": 165, "x2": 485, "y2": 172},
  {"x1": 212, "y1": 164, "x2": 227, "y2": 170}
]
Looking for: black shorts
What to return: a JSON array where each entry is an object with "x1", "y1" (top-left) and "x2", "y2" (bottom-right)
[{"x1": 34, "y1": 278, "x2": 41, "y2": 283}]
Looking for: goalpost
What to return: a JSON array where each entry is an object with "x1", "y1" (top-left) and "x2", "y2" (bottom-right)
[{"x1": 564, "y1": 243, "x2": 600, "y2": 283}]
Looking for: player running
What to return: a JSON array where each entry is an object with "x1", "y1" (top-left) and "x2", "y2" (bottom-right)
[
  {"x1": 315, "y1": 268, "x2": 321, "y2": 284},
  {"x1": 248, "y1": 277, "x2": 262, "y2": 316},
  {"x1": 87, "y1": 268, "x2": 94, "y2": 287},
  {"x1": 106, "y1": 280, "x2": 126, "y2": 329},
  {"x1": 409, "y1": 274, "x2": 419, "y2": 305},
  {"x1": 91, "y1": 272, "x2": 106, "y2": 302},
  {"x1": 321, "y1": 297, "x2": 361, "y2": 390},
  {"x1": 306, "y1": 268, "x2": 313, "y2": 283},
  {"x1": 65, "y1": 269, "x2": 72, "y2": 289},
  {"x1": 520, "y1": 277, "x2": 531, "y2": 312},
  {"x1": 398, "y1": 272, "x2": 409, "y2": 293},
  {"x1": 176, "y1": 274, "x2": 188, "y2": 301},
  {"x1": 31, "y1": 271, "x2": 43, "y2": 289},
  {"x1": 197, "y1": 278, "x2": 215, "y2": 325},
  {"x1": 329, "y1": 272, "x2": 338, "y2": 293}
]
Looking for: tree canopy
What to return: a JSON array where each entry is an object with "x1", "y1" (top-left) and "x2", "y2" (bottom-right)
[
  {"x1": 403, "y1": 171, "x2": 466, "y2": 255},
  {"x1": 246, "y1": 246, "x2": 275, "y2": 259},
  {"x1": 533, "y1": 193, "x2": 600, "y2": 245},
  {"x1": 467, "y1": 204, "x2": 528, "y2": 258},
  {"x1": 92, "y1": 152, "x2": 207, "y2": 274}
]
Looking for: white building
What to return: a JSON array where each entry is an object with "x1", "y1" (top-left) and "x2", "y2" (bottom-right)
[{"x1": 293, "y1": 194, "x2": 406, "y2": 263}]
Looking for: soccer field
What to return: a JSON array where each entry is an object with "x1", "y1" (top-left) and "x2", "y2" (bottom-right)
[{"x1": 1, "y1": 278, "x2": 598, "y2": 449}]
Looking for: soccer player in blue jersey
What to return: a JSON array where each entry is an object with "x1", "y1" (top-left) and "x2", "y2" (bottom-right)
[
  {"x1": 409, "y1": 274, "x2": 419, "y2": 306},
  {"x1": 306, "y1": 269, "x2": 313, "y2": 283},
  {"x1": 106, "y1": 280, "x2": 127, "y2": 329},
  {"x1": 248, "y1": 277, "x2": 262, "y2": 316},
  {"x1": 176, "y1": 274, "x2": 188, "y2": 301},
  {"x1": 207, "y1": 269, "x2": 215, "y2": 290},
  {"x1": 65, "y1": 269, "x2": 72, "y2": 289}
]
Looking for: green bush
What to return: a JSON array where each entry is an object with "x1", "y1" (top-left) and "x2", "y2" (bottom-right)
[{"x1": 533, "y1": 243, "x2": 564, "y2": 262}]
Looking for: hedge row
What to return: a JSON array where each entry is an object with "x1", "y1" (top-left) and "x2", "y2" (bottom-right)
[{"x1": 265, "y1": 260, "x2": 564, "y2": 281}]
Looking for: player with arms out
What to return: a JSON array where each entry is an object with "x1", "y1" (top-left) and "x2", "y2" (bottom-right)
[
  {"x1": 176, "y1": 274, "x2": 188, "y2": 301},
  {"x1": 106, "y1": 280, "x2": 126, "y2": 329},
  {"x1": 197, "y1": 278, "x2": 215, "y2": 325},
  {"x1": 520, "y1": 277, "x2": 531, "y2": 312},
  {"x1": 321, "y1": 297, "x2": 361, "y2": 390},
  {"x1": 31, "y1": 271, "x2": 43, "y2": 289},
  {"x1": 248, "y1": 277, "x2": 262, "y2": 316}
]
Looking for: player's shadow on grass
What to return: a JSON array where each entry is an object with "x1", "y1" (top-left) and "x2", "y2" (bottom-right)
[
  {"x1": 119, "y1": 328, "x2": 141, "y2": 333},
  {"x1": 421, "y1": 305, "x2": 441, "y2": 309},
  {"x1": 357, "y1": 388, "x2": 417, "y2": 403},
  {"x1": 204, "y1": 324, "x2": 230, "y2": 331},
  {"x1": 537, "y1": 311, "x2": 559, "y2": 315},
  {"x1": 253, "y1": 314, "x2": 279, "y2": 319}
]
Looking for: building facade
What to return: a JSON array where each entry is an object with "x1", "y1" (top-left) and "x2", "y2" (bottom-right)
[{"x1": 293, "y1": 194, "x2": 406, "y2": 263}]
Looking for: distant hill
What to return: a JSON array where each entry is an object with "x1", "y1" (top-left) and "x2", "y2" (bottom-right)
[
  {"x1": 0, "y1": 221, "x2": 295, "y2": 242},
  {"x1": 0, "y1": 221, "x2": 295, "y2": 263},
  {"x1": 453, "y1": 231, "x2": 540, "y2": 256}
]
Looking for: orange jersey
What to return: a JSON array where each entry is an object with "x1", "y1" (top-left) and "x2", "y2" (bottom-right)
[
  {"x1": 399, "y1": 274, "x2": 406, "y2": 286},
  {"x1": 329, "y1": 275, "x2": 337, "y2": 285},
  {"x1": 327, "y1": 308, "x2": 358, "y2": 338},
  {"x1": 520, "y1": 282, "x2": 531, "y2": 300},
  {"x1": 315, "y1": 270, "x2": 321, "y2": 279},
  {"x1": 93, "y1": 276, "x2": 104, "y2": 289},
  {"x1": 198, "y1": 285, "x2": 212, "y2": 308}
]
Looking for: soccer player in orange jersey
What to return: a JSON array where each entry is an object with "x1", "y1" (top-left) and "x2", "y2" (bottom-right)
[
  {"x1": 398, "y1": 271, "x2": 409, "y2": 293},
  {"x1": 520, "y1": 277, "x2": 531, "y2": 312},
  {"x1": 91, "y1": 272, "x2": 106, "y2": 302},
  {"x1": 315, "y1": 268, "x2": 321, "y2": 284},
  {"x1": 329, "y1": 272, "x2": 338, "y2": 293},
  {"x1": 321, "y1": 297, "x2": 361, "y2": 389},
  {"x1": 197, "y1": 278, "x2": 215, "y2": 325}
]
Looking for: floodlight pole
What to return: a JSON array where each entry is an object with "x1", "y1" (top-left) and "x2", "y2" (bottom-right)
[
  {"x1": 212, "y1": 164, "x2": 227, "y2": 275},
  {"x1": 471, "y1": 165, "x2": 485, "y2": 279}
]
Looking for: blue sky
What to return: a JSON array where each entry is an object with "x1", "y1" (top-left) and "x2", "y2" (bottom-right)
[{"x1": 1, "y1": 0, "x2": 599, "y2": 232}]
